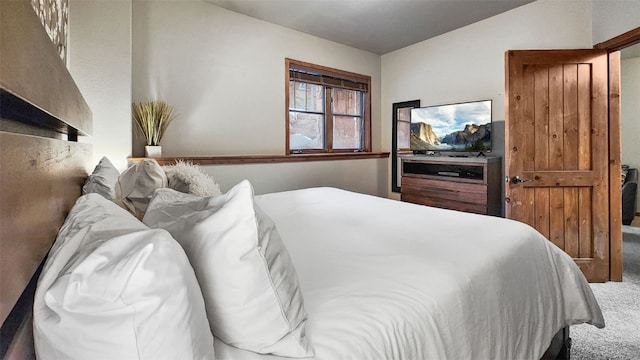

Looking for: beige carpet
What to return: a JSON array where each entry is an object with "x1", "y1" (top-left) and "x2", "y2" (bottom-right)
[{"x1": 570, "y1": 226, "x2": 640, "y2": 359}]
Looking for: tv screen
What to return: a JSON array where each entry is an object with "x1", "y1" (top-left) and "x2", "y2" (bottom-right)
[{"x1": 410, "y1": 100, "x2": 492, "y2": 153}]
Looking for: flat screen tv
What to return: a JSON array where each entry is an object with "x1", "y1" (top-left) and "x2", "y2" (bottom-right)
[{"x1": 410, "y1": 100, "x2": 492, "y2": 154}]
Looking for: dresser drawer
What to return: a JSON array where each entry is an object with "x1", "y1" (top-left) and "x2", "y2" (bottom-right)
[
  {"x1": 401, "y1": 177, "x2": 487, "y2": 204},
  {"x1": 400, "y1": 156, "x2": 502, "y2": 216},
  {"x1": 401, "y1": 194, "x2": 488, "y2": 214}
]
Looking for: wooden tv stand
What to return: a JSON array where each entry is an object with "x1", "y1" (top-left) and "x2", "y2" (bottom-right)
[{"x1": 401, "y1": 156, "x2": 502, "y2": 216}]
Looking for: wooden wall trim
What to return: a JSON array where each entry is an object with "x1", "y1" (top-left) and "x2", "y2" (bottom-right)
[
  {"x1": 286, "y1": 58, "x2": 371, "y2": 83},
  {"x1": 608, "y1": 51, "x2": 623, "y2": 282},
  {"x1": 129, "y1": 152, "x2": 390, "y2": 166},
  {"x1": 594, "y1": 27, "x2": 640, "y2": 281},
  {"x1": 594, "y1": 27, "x2": 640, "y2": 51}
]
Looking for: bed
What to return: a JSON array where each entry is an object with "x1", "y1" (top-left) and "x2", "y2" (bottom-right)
[
  {"x1": 212, "y1": 186, "x2": 604, "y2": 360},
  {"x1": 28, "y1": 175, "x2": 605, "y2": 360},
  {"x1": 1, "y1": 2, "x2": 604, "y2": 359}
]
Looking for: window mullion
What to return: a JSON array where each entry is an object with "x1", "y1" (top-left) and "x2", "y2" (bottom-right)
[
  {"x1": 359, "y1": 92, "x2": 365, "y2": 149},
  {"x1": 291, "y1": 109, "x2": 324, "y2": 116},
  {"x1": 325, "y1": 87, "x2": 333, "y2": 151}
]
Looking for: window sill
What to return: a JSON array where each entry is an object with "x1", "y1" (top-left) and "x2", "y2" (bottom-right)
[{"x1": 129, "y1": 152, "x2": 390, "y2": 166}]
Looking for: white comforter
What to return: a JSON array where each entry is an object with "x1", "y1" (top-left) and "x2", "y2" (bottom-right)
[{"x1": 214, "y1": 187, "x2": 604, "y2": 360}]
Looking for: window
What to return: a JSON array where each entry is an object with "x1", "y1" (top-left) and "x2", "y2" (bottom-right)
[
  {"x1": 391, "y1": 100, "x2": 420, "y2": 192},
  {"x1": 286, "y1": 58, "x2": 371, "y2": 154}
]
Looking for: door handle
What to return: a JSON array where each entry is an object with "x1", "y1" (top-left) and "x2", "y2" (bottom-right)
[{"x1": 510, "y1": 175, "x2": 532, "y2": 184}]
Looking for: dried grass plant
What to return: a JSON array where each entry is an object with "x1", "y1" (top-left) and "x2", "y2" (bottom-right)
[{"x1": 132, "y1": 100, "x2": 176, "y2": 146}]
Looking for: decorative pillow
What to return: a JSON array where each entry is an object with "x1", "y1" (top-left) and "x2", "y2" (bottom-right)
[
  {"x1": 33, "y1": 194, "x2": 215, "y2": 360},
  {"x1": 114, "y1": 159, "x2": 167, "y2": 219},
  {"x1": 82, "y1": 156, "x2": 119, "y2": 200},
  {"x1": 143, "y1": 180, "x2": 313, "y2": 358},
  {"x1": 162, "y1": 160, "x2": 222, "y2": 197}
]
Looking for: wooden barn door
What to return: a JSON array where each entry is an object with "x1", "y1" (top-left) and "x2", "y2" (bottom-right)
[{"x1": 505, "y1": 50, "x2": 610, "y2": 282}]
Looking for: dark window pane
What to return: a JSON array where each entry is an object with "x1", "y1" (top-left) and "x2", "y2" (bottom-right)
[
  {"x1": 290, "y1": 111, "x2": 324, "y2": 149},
  {"x1": 333, "y1": 115, "x2": 362, "y2": 149},
  {"x1": 332, "y1": 88, "x2": 361, "y2": 116},
  {"x1": 289, "y1": 81, "x2": 324, "y2": 112}
]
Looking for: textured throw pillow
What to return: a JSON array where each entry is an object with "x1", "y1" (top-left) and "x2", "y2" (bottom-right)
[
  {"x1": 114, "y1": 159, "x2": 167, "y2": 219},
  {"x1": 162, "y1": 160, "x2": 222, "y2": 197},
  {"x1": 33, "y1": 194, "x2": 215, "y2": 360},
  {"x1": 82, "y1": 156, "x2": 119, "y2": 200},
  {"x1": 143, "y1": 180, "x2": 313, "y2": 358}
]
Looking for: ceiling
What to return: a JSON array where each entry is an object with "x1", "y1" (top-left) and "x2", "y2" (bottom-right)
[{"x1": 204, "y1": 0, "x2": 535, "y2": 55}]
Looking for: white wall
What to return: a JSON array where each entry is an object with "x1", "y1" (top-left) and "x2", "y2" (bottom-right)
[
  {"x1": 591, "y1": 0, "x2": 640, "y2": 45},
  {"x1": 381, "y1": 0, "x2": 592, "y2": 198},
  {"x1": 68, "y1": 0, "x2": 132, "y2": 171},
  {"x1": 202, "y1": 158, "x2": 388, "y2": 195},
  {"x1": 132, "y1": 0, "x2": 385, "y2": 195},
  {"x1": 621, "y1": 56, "x2": 640, "y2": 212},
  {"x1": 68, "y1": 0, "x2": 637, "y2": 197}
]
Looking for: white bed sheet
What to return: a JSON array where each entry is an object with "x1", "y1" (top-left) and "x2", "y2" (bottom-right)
[{"x1": 214, "y1": 187, "x2": 604, "y2": 360}]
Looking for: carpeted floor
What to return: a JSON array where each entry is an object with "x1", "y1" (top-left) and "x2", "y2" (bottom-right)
[{"x1": 570, "y1": 225, "x2": 640, "y2": 359}]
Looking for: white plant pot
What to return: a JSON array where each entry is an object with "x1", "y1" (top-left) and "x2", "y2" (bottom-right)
[{"x1": 145, "y1": 145, "x2": 162, "y2": 157}]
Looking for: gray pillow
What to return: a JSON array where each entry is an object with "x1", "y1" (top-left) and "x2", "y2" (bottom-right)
[
  {"x1": 114, "y1": 159, "x2": 168, "y2": 219},
  {"x1": 82, "y1": 156, "x2": 120, "y2": 200}
]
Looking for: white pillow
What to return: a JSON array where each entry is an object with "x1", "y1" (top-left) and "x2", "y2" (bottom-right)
[
  {"x1": 114, "y1": 159, "x2": 168, "y2": 219},
  {"x1": 33, "y1": 194, "x2": 215, "y2": 360},
  {"x1": 162, "y1": 160, "x2": 222, "y2": 197},
  {"x1": 82, "y1": 156, "x2": 119, "y2": 200},
  {"x1": 143, "y1": 180, "x2": 313, "y2": 357}
]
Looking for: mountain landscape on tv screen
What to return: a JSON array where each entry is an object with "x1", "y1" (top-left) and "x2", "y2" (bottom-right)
[
  {"x1": 410, "y1": 122, "x2": 491, "y2": 151},
  {"x1": 409, "y1": 99, "x2": 492, "y2": 152}
]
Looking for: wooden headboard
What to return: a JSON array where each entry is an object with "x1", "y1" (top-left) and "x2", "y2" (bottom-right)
[{"x1": 0, "y1": 1, "x2": 92, "y2": 358}]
